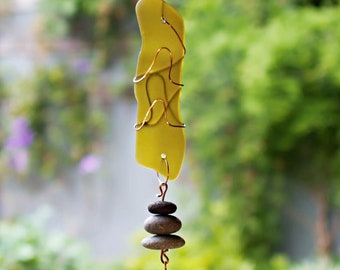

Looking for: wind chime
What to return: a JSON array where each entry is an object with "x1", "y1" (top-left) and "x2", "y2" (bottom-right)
[{"x1": 133, "y1": 0, "x2": 186, "y2": 269}]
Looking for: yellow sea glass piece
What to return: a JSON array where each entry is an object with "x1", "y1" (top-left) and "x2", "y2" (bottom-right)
[{"x1": 134, "y1": 0, "x2": 186, "y2": 180}]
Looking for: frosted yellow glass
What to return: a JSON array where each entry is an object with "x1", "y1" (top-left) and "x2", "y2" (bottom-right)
[{"x1": 134, "y1": 0, "x2": 185, "y2": 180}]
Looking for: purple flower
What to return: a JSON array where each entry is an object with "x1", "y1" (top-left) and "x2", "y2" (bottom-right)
[
  {"x1": 78, "y1": 154, "x2": 101, "y2": 174},
  {"x1": 5, "y1": 117, "x2": 34, "y2": 150}
]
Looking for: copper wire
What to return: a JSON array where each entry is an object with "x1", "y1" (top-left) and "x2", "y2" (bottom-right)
[
  {"x1": 161, "y1": 0, "x2": 186, "y2": 55},
  {"x1": 134, "y1": 98, "x2": 185, "y2": 131},
  {"x1": 157, "y1": 154, "x2": 170, "y2": 201},
  {"x1": 135, "y1": 72, "x2": 185, "y2": 131},
  {"x1": 134, "y1": 2, "x2": 186, "y2": 85},
  {"x1": 160, "y1": 249, "x2": 170, "y2": 270},
  {"x1": 158, "y1": 182, "x2": 168, "y2": 201},
  {"x1": 134, "y1": 2, "x2": 186, "y2": 130},
  {"x1": 133, "y1": 47, "x2": 183, "y2": 87}
]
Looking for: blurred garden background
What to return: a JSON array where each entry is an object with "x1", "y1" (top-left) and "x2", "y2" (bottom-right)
[{"x1": 1, "y1": 0, "x2": 340, "y2": 269}]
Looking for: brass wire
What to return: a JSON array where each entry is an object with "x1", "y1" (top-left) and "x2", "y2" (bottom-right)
[
  {"x1": 133, "y1": 47, "x2": 184, "y2": 87},
  {"x1": 134, "y1": 72, "x2": 185, "y2": 130},
  {"x1": 134, "y1": 1, "x2": 186, "y2": 130},
  {"x1": 134, "y1": 98, "x2": 185, "y2": 130},
  {"x1": 157, "y1": 154, "x2": 170, "y2": 201},
  {"x1": 161, "y1": 0, "x2": 186, "y2": 54},
  {"x1": 133, "y1": 2, "x2": 186, "y2": 84}
]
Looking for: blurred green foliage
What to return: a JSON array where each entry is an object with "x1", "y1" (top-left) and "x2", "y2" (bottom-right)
[
  {"x1": 2, "y1": 65, "x2": 105, "y2": 177},
  {"x1": 240, "y1": 8, "x2": 340, "y2": 190},
  {"x1": 38, "y1": 0, "x2": 138, "y2": 67},
  {"x1": 182, "y1": 0, "x2": 340, "y2": 266},
  {"x1": 0, "y1": 209, "x2": 91, "y2": 270},
  {"x1": 1, "y1": 1, "x2": 141, "y2": 178}
]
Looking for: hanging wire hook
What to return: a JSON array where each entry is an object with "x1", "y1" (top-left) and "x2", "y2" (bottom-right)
[
  {"x1": 157, "y1": 154, "x2": 170, "y2": 201},
  {"x1": 158, "y1": 183, "x2": 168, "y2": 202},
  {"x1": 160, "y1": 249, "x2": 170, "y2": 270}
]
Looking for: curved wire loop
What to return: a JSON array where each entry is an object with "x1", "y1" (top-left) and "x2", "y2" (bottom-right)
[
  {"x1": 134, "y1": 98, "x2": 185, "y2": 131},
  {"x1": 158, "y1": 183, "x2": 168, "y2": 202},
  {"x1": 160, "y1": 249, "x2": 170, "y2": 270},
  {"x1": 133, "y1": 47, "x2": 184, "y2": 86},
  {"x1": 157, "y1": 154, "x2": 170, "y2": 201}
]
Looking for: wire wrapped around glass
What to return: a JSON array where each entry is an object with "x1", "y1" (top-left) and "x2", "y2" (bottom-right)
[{"x1": 133, "y1": 0, "x2": 186, "y2": 269}]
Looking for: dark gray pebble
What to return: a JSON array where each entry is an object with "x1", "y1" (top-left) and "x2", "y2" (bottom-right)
[
  {"x1": 144, "y1": 215, "x2": 182, "y2": 235},
  {"x1": 148, "y1": 201, "x2": 177, "y2": 215},
  {"x1": 142, "y1": 235, "x2": 185, "y2": 250}
]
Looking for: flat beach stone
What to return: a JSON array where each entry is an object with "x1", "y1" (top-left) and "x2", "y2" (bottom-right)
[
  {"x1": 148, "y1": 201, "x2": 177, "y2": 215},
  {"x1": 142, "y1": 235, "x2": 185, "y2": 250},
  {"x1": 144, "y1": 215, "x2": 182, "y2": 235}
]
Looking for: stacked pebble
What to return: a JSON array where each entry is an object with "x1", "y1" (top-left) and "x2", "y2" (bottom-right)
[{"x1": 142, "y1": 201, "x2": 185, "y2": 250}]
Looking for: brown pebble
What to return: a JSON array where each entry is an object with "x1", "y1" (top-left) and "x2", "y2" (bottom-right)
[
  {"x1": 142, "y1": 235, "x2": 185, "y2": 250},
  {"x1": 148, "y1": 201, "x2": 177, "y2": 215},
  {"x1": 144, "y1": 215, "x2": 182, "y2": 235}
]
